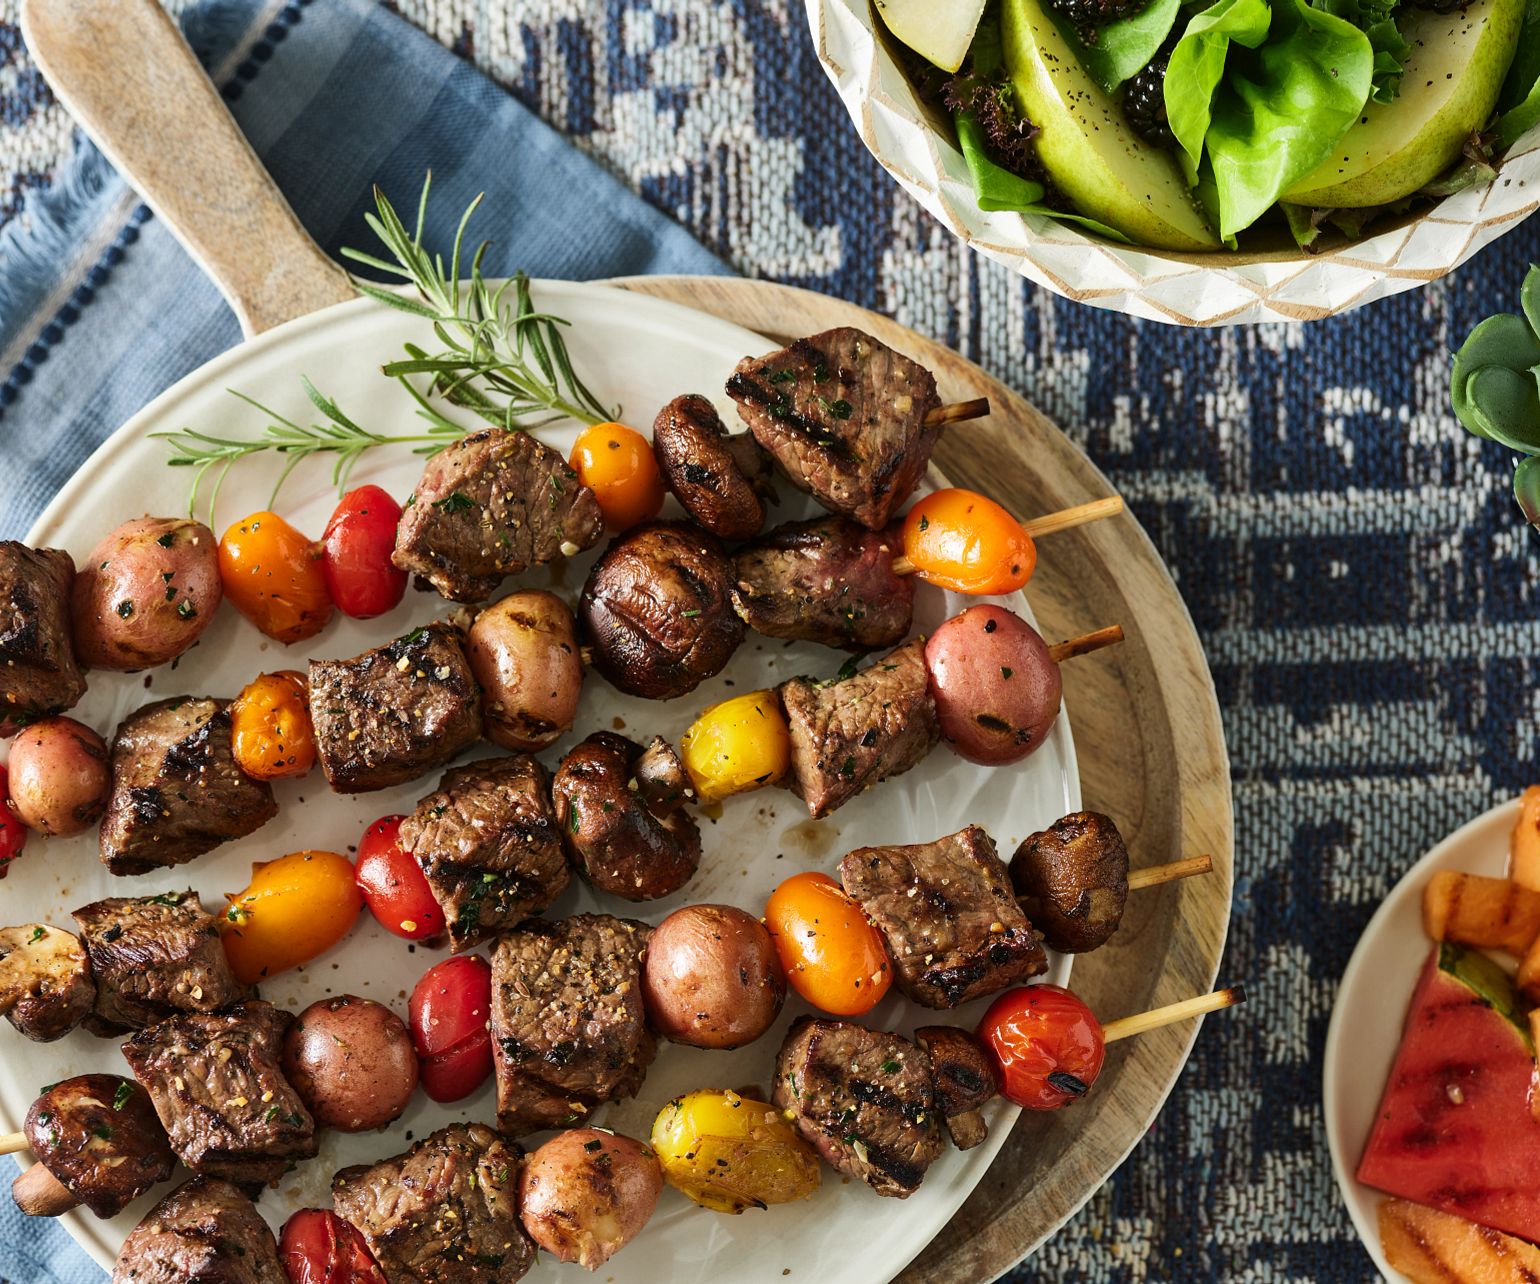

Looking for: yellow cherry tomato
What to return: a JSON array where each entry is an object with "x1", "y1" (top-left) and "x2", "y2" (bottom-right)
[
  {"x1": 569, "y1": 422, "x2": 665, "y2": 531},
  {"x1": 764, "y1": 872, "x2": 891, "y2": 1016},
  {"x1": 218, "y1": 511, "x2": 333, "y2": 644},
  {"x1": 901, "y1": 488, "x2": 1036, "y2": 595},
  {"x1": 230, "y1": 671, "x2": 315, "y2": 781},
  {"x1": 678, "y1": 690, "x2": 790, "y2": 802},
  {"x1": 651, "y1": 1089, "x2": 820, "y2": 1214},
  {"x1": 220, "y1": 850, "x2": 363, "y2": 984}
]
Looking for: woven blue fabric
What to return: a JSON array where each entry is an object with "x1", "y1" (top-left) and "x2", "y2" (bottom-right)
[{"x1": 2, "y1": 2, "x2": 1539, "y2": 1282}]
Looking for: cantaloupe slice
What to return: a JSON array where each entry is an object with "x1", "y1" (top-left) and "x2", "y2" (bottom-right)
[
  {"x1": 1423, "y1": 871, "x2": 1540, "y2": 956},
  {"x1": 1380, "y1": 1199, "x2": 1540, "y2": 1283}
]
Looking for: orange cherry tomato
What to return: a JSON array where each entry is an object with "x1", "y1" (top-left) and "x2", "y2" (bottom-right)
[
  {"x1": 569, "y1": 422, "x2": 665, "y2": 531},
  {"x1": 764, "y1": 871, "x2": 891, "y2": 1016},
  {"x1": 230, "y1": 671, "x2": 316, "y2": 781},
  {"x1": 901, "y1": 488, "x2": 1036, "y2": 595},
  {"x1": 220, "y1": 850, "x2": 363, "y2": 984},
  {"x1": 218, "y1": 511, "x2": 333, "y2": 643}
]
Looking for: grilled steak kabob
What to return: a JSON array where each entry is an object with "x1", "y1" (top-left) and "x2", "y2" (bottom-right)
[
  {"x1": 0, "y1": 1075, "x2": 174, "y2": 1219},
  {"x1": 111, "y1": 1176, "x2": 285, "y2": 1283}
]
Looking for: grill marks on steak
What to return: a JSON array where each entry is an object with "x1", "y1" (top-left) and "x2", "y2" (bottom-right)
[
  {"x1": 74, "y1": 891, "x2": 250, "y2": 1033},
  {"x1": 731, "y1": 517, "x2": 914, "y2": 651},
  {"x1": 112, "y1": 1176, "x2": 285, "y2": 1284},
  {"x1": 332, "y1": 1123, "x2": 532, "y2": 1284},
  {"x1": 779, "y1": 639, "x2": 939, "y2": 818},
  {"x1": 309, "y1": 622, "x2": 482, "y2": 794},
  {"x1": 393, "y1": 428, "x2": 603, "y2": 603},
  {"x1": 839, "y1": 825, "x2": 1046, "y2": 1008},
  {"x1": 0, "y1": 543, "x2": 84, "y2": 735},
  {"x1": 772, "y1": 1017, "x2": 942, "y2": 1198},
  {"x1": 120, "y1": 1000, "x2": 317, "y2": 1186},
  {"x1": 99, "y1": 697, "x2": 276, "y2": 875},
  {"x1": 490, "y1": 915, "x2": 655, "y2": 1136},
  {"x1": 400, "y1": 755, "x2": 568, "y2": 952},
  {"x1": 727, "y1": 328, "x2": 941, "y2": 529}
]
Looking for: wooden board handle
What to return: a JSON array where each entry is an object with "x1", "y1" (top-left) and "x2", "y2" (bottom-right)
[{"x1": 19, "y1": 0, "x2": 354, "y2": 336}]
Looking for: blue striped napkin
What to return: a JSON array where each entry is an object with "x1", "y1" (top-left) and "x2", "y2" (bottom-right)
[{"x1": 0, "y1": 1, "x2": 722, "y2": 1279}]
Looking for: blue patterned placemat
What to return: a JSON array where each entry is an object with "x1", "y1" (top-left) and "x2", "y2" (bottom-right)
[{"x1": 3, "y1": 2, "x2": 1539, "y2": 1281}]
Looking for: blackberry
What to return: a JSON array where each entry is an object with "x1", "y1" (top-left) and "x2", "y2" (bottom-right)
[
  {"x1": 1122, "y1": 52, "x2": 1174, "y2": 148},
  {"x1": 1045, "y1": 0, "x2": 1148, "y2": 31}
]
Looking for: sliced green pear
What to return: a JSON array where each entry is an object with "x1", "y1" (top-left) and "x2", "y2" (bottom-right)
[
  {"x1": 1000, "y1": 0, "x2": 1219, "y2": 250},
  {"x1": 1285, "y1": 0, "x2": 1526, "y2": 208},
  {"x1": 874, "y1": 0, "x2": 989, "y2": 74}
]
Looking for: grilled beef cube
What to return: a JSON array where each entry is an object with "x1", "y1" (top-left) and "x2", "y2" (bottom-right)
[
  {"x1": 393, "y1": 428, "x2": 604, "y2": 603},
  {"x1": 112, "y1": 1176, "x2": 284, "y2": 1284},
  {"x1": 779, "y1": 638, "x2": 938, "y2": 818},
  {"x1": 840, "y1": 824, "x2": 1046, "y2": 1008},
  {"x1": 309, "y1": 622, "x2": 482, "y2": 794},
  {"x1": 0, "y1": 542, "x2": 85, "y2": 735},
  {"x1": 74, "y1": 891, "x2": 251, "y2": 1033},
  {"x1": 490, "y1": 914, "x2": 655, "y2": 1136},
  {"x1": 772, "y1": 1017, "x2": 942, "y2": 1198},
  {"x1": 914, "y1": 1026, "x2": 999, "y2": 1151},
  {"x1": 332, "y1": 1123, "x2": 532, "y2": 1284},
  {"x1": 0, "y1": 923, "x2": 95, "y2": 1041},
  {"x1": 731, "y1": 517, "x2": 913, "y2": 651},
  {"x1": 400, "y1": 755, "x2": 568, "y2": 951},
  {"x1": 726, "y1": 328, "x2": 941, "y2": 529},
  {"x1": 98, "y1": 696, "x2": 276, "y2": 875},
  {"x1": 120, "y1": 1000, "x2": 316, "y2": 1185},
  {"x1": 26, "y1": 1074, "x2": 175, "y2": 1218}
]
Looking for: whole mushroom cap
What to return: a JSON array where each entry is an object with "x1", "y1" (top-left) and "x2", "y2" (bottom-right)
[{"x1": 24, "y1": 1074, "x2": 174, "y2": 1218}]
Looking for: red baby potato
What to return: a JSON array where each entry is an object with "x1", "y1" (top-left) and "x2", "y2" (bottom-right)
[{"x1": 924, "y1": 605, "x2": 1061, "y2": 765}]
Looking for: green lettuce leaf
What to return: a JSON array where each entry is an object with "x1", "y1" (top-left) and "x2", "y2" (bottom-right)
[
  {"x1": 1163, "y1": 0, "x2": 1272, "y2": 170},
  {"x1": 1201, "y1": 0, "x2": 1373, "y2": 239},
  {"x1": 1310, "y1": 0, "x2": 1409, "y2": 103},
  {"x1": 1498, "y1": 0, "x2": 1540, "y2": 146},
  {"x1": 1053, "y1": 0, "x2": 1184, "y2": 93}
]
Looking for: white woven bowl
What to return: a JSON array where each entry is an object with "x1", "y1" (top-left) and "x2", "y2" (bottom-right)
[{"x1": 809, "y1": 0, "x2": 1540, "y2": 325}]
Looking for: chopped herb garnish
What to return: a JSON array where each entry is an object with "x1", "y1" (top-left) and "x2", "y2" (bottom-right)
[
  {"x1": 28, "y1": 926, "x2": 45, "y2": 944},
  {"x1": 881, "y1": 1059, "x2": 900, "y2": 1074},
  {"x1": 113, "y1": 1082, "x2": 134, "y2": 1110},
  {"x1": 432, "y1": 491, "x2": 475, "y2": 514},
  {"x1": 583, "y1": 1138, "x2": 604, "y2": 1152},
  {"x1": 176, "y1": 599, "x2": 197, "y2": 620},
  {"x1": 115, "y1": 600, "x2": 134, "y2": 619},
  {"x1": 156, "y1": 532, "x2": 176, "y2": 548}
]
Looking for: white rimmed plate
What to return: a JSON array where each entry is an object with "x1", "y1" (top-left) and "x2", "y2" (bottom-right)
[{"x1": 3, "y1": 281, "x2": 1078, "y2": 1282}]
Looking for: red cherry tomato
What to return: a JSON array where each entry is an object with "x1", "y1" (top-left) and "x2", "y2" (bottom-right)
[
  {"x1": 977, "y1": 985, "x2": 1105, "y2": 1110},
  {"x1": 321, "y1": 485, "x2": 407, "y2": 619},
  {"x1": 355, "y1": 816, "x2": 444, "y2": 942},
  {"x1": 409, "y1": 954, "x2": 494, "y2": 1103},
  {"x1": 0, "y1": 765, "x2": 29, "y2": 879},
  {"x1": 279, "y1": 1208, "x2": 386, "y2": 1284}
]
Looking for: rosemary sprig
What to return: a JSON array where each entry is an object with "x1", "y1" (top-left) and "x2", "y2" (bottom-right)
[
  {"x1": 152, "y1": 377, "x2": 462, "y2": 521},
  {"x1": 340, "y1": 175, "x2": 616, "y2": 430}
]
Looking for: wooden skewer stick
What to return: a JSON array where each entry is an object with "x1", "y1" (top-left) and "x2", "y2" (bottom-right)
[
  {"x1": 890, "y1": 495, "x2": 1126, "y2": 578},
  {"x1": 0, "y1": 1132, "x2": 25, "y2": 1157},
  {"x1": 1127, "y1": 854, "x2": 1214, "y2": 891},
  {"x1": 1047, "y1": 625, "x2": 1124, "y2": 664},
  {"x1": 1101, "y1": 986, "x2": 1246, "y2": 1045},
  {"x1": 923, "y1": 397, "x2": 991, "y2": 428},
  {"x1": 0, "y1": 1133, "x2": 77, "y2": 1219}
]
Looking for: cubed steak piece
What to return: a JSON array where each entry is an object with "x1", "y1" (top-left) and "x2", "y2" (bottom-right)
[
  {"x1": 112, "y1": 1176, "x2": 284, "y2": 1284},
  {"x1": 393, "y1": 428, "x2": 603, "y2": 603},
  {"x1": 74, "y1": 891, "x2": 251, "y2": 1033},
  {"x1": 726, "y1": 328, "x2": 941, "y2": 529},
  {"x1": 0, "y1": 542, "x2": 85, "y2": 735},
  {"x1": 309, "y1": 622, "x2": 482, "y2": 794},
  {"x1": 0, "y1": 923, "x2": 95, "y2": 1041},
  {"x1": 772, "y1": 1017, "x2": 942, "y2": 1198},
  {"x1": 731, "y1": 517, "x2": 913, "y2": 651},
  {"x1": 332, "y1": 1123, "x2": 532, "y2": 1284},
  {"x1": 839, "y1": 825, "x2": 1045, "y2": 1008},
  {"x1": 490, "y1": 915, "x2": 655, "y2": 1136},
  {"x1": 120, "y1": 1000, "x2": 316, "y2": 1186},
  {"x1": 779, "y1": 638, "x2": 939, "y2": 818},
  {"x1": 400, "y1": 755, "x2": 568, "y2": 952},
  {"x1": 98, "y1": 697, "x2": 277, "y2": 876}
]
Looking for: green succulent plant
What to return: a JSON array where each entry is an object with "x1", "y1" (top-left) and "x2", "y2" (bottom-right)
[{"x1": 1451, "y1": 264, "x2": 1540, "y2": 525}]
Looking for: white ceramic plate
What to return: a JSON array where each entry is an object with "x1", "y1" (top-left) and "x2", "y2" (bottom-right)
[
  {"x1": 4, "y1": 281, "x2": 1078, "y2": 1281},
  {"x1": 1323, "y1": 798, "x2": 1518, "y2": 1282}
]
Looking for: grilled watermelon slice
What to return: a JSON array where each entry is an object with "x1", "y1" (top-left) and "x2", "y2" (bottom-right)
[{"x1": 1358, "y1": 943, "x2": 1540, "y2": 1244}]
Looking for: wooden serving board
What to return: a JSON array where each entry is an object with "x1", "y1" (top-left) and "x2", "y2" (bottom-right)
[{"x1": 613, "y1": 276, "x2": 1234, "y2": 1282}]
